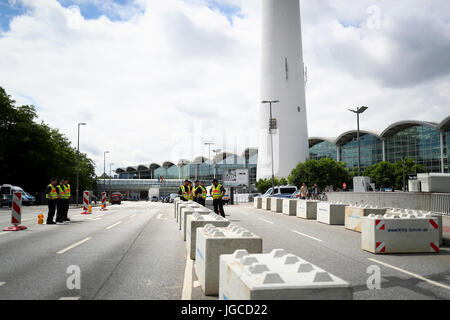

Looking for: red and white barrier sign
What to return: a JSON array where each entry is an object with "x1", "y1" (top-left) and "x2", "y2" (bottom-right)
[
  {"x1": 3, "y1": 192, "x2": 28, "y2": 231},
  {"x1": 81, "y1": 191, "x2": 90, "y2": 214},
  {"x1": 101, "y1": 192, "x2": 108, "y2": 211}
]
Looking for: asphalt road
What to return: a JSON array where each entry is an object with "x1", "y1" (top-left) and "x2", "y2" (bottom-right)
[{"x1": 0, "y1": 201, "x2": 449, "y2": 300}]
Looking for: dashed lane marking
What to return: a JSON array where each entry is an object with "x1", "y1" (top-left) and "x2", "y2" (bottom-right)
[
  {"x1": 258, "y1": 218, "x2": 274, "y2": 225},
  {"x1": 368, "y1": 258, "x2": 450, "y2": 291},
  {"x1": 129, "y1": 214, "x2": 137, "y2": 218},
  {"x1": 291, "y1": 230, "x2": 323, "y2": 242},
  {"x1": 57, "y1": 237, "x2": 92, "y2": 254},
  {"x1": 59, "y1": 297, "x2": 80, "y2": 300},
  {"x1": 106, "y1": 221, "x2": 122, "y2": 230},
  {"x1": 0, "y1": 232, "x2": 8, "y2": 236},
  {"x1": 0, "y1": 282, "x2": 5, "y2": 287}
]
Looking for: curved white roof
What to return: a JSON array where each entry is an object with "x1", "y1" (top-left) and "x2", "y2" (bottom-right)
[{"x1": 380, "y1": 120, "x2": 438, "y2": 138}]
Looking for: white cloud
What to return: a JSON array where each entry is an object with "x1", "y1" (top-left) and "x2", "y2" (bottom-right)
[{"x1": 0, "y1": 0, "x2": 449, "y2": 175}]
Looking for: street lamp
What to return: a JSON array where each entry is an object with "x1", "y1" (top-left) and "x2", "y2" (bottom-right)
[
  {"x1": 103, "y1": 151, "x2": 110, "y2": 193},
  {"x1": 348, "y1": 106, "x2": 368, "y2": 176},
  {"x1": 76, "y1": 122, "x2": 86, "y2": 206},
  {"x1": 109, "y1": 163, "x2": 114, "y2": 195},
  {"x1": 262, "y1": 100, "x2": 280, "y2": 192},
  {"x1": 204, "y1": 142, "x2": 215, "y2": 181}
]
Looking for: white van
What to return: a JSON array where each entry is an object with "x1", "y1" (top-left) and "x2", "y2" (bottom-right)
[{"x1": 261, "y1": 185, "x2": 297, "y2": 198}]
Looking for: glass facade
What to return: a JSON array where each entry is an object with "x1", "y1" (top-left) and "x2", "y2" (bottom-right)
[
  {"x1": 445, "y1": 129, "x2": 450, "y2": 173},
  {"x1": 385, "y1": 125, "x2": 441, "y2": 173},
  {"x1": 309, "y1": 141, "x2": 337, "y2": 161},
  {"x1": 339, "y1": 133, "x2": 383, "y2": 170}
]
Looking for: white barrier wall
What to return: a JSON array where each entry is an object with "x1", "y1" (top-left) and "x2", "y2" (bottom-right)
[
  {"x1": 181, "y1": 207, "x2": 212, "y2": 241},
  {"x1": 254, "y1": 197, "x2": 262, "y2": 209},
  {"x1": 205, "y1": 198, "x2": 214, "y2": 211},
  {"x1": 317, "y1": 202, "x2": 348, "y2": 225},
  {"x1": 177, "y1": 202, "x2": 200, "y2": 224},
  {"x1": 195, "y1": 225, "x2": 263, "y2": 296},
  {"x1": 262, "y1": 197, "x2": 271, "y2": 211},
  {"x1": 282, "y1": 199, "x2": 297, "y2": 216},
  {"x1": 219, "y1": 249, "x2": 353, "y2": 300},
  {"x1": 344, "y1": 205, "x2": 387, "y2": 233},
  {"x1": 270, "y1": 198, "x2": 283, "y2": 213},
  {"x1": 296, "y1": 200, "x2": 319, "y2": 219},
  {"x1": 186, "y1": 213, "x2": 230, "y2": 260},
  {"x1": 361, "y1": 211, "x2": 440, "y2": 254}
]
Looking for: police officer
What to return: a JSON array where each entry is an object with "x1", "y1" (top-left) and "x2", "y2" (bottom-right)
[
  {"x1": 45, "y1": 177, "x2": 59, "y2": 224},
  {"x1": 193, "y1": 180, "x2": 200, "y2": 203},
  {"x1": 61, "y1": 178, "x2": 71, "y2": 222},
  {"x1": 195, "y1": 181, "x2": 207, "y2": 206},
  {"x1": 210, "y1": 179, "x2": 226, "y2": 217},
  {"x1": 178, "y1": 180, "x2": 190, "y2": 201},
  {"x1": 55, "y1": 179, "x2": 65, "y2": 223}
]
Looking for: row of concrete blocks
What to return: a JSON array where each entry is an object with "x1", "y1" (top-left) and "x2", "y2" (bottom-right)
[
  {"x1": 254, "y1": 197, "x2": 442, "y2": 254},
  {"x1": 173, "y1": 198, "x2": 353, "y2": 300}
]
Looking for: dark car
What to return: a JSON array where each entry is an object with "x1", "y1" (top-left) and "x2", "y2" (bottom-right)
[
  {"x1": 110, "y1": 192, "x2": 122, "y2": 205},
  {"x1": 0, "y1": 194, "x2": 12, "y2": 207}
]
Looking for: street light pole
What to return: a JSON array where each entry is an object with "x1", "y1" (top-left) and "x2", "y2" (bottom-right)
[
  {"x1": 76, "y1": 122, "x2": 86, "y2": 206},
  {"x1": 262, "y1": 100, "x2": 280, "y2": 192},
  {"x1": 109, "y1": 163, "x2": 114, "y2": 195},
  {"x1": 103, "y1": 151, "x2": 110, "y2": 193},
  {"x1": 348, "y1": 106, "x2": 368, "y2": 176}
]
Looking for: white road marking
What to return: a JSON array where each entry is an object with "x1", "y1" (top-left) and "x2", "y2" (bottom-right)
[
  {"x1": 156, "y1": 213, "x2": 167, "y2": 221},
  {"x1": 22, "y1": 218, "x2": 35, "y2": 222},
  {"x1": 0, "y1": 282, "x2": 5, "y2": 287},
  {"x1": 258, "y1": 218, "x2": 274, "y2": 225},
  {"x1": 0, "y1": 232, "x2": 8, "y2": 236},
  {"x1": 106, "y1": 221, "x2": 122, "y2": 230},
  {"x1": 57, "y1": 237, "x2": 92, "y2": 254},
  {"x1": 91, "y1": 218, "x2": 102, "y2": 221},
  {"x1": 129, "y1": 214, "x2": 137, "y2": 218},
  {"x1": 292, "y1": 230, "x2": 323, "y2": 242},
  {"x1": 181, "y1": 257, "x2": 193, "y2": 300},
  {"x1": 193, "y1": 281, "x2": 200, "y2": 288},
  {"x1": 59, "y1": 297, "x2": 80, "y2": 300},
  {"x1": 368, "y1": 258, "x2": 450, "y2": 291}
]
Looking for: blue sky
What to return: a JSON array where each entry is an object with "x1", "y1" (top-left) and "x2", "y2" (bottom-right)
[{"x1": 0, "y1": 0, "x2": 242, "y2": 32}]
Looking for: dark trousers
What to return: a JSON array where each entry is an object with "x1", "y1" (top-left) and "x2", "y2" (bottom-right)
[
  {"x1": 197, "y1": 198, "x2": 206, "y2": 206},
  {"x1": 47, "y1": 199, "x2": 57, "y2": 223},
  {"x1": 213, "y1": 199, "x2": 225, "y2": 217},
  {"x1": 61, "y1": 199, "x2": 69, "y2": 220},
  {"x1": 56, "y1": 199, "x2": 64, "y2": 222}
]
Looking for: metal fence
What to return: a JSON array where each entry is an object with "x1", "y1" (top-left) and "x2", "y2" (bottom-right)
[{"x1": 326, "y1": 192, "x2": 450, "y2": 215}]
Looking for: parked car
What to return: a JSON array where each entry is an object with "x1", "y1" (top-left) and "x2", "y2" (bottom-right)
[
  {"x1": 169, "y1": 193, "x2": 178, "y2": 203},
  {"x1": 0, "y1": 184, "x2": 35, "y2": 205},
  {"x1": 110, "y1": 192, "x2": 122, "y2": 205},
  {"x1": 0, "y1": 194, "x2": 12, "y2": 207},
  {"x1": 222, "y1": 194, "x2": 230, "y2": 204},
  {"x1": 21, "y1": 191, "x2": 36, "y2": 206},
  {"x1": 151, "y1": 196, "x2": 158, "y2": 202},
  {"x1": 262, "y1": 186, "x2": 297, "y2": 198}
]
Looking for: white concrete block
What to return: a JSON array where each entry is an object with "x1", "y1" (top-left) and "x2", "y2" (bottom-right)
[
  {"x1": 282, "y1": 199, "x2": 297, "y2": 216},
  {"x1": 219, "y1": 249, "x2": 353, "y2": 300},
  {"x1": 186, "y1": 213, "x2": 230, "y2": 260},
  {"x1": 195, "y1": 225, "x2": 262, "y2": 296},
  {"x1": 270, "y1": 198, "x2": 283, "y2": 213},
  {"x1": 296, "y1": 200, "x2": 319, "y2": 219},
  {"x1": 205, "y1": 198, "x2": 214, "y2": 210},
  {"x1": 262, "y1": 197, "x2": 271, "y2": 211},
  {"x1": 177, "y1": 202, "x2": 200, "y2": 224},
  {"x1": 345, "y1": 205, "x2": 387, "y2": 233},
  {"x1": 254, "y1": 197, "x2": 262, "y2": 209},
  {"x1": 361, "y1": 212, "x2": 440, "y2": 254},
  {"x1": 317, "y1": 202, "x2": 348, "y2": 225},
  {"x1": 181, "y1": 207, "x2": 212, "y2": 241}
]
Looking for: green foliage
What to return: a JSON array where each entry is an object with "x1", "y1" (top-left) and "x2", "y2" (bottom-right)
[
  {"x1": 288, "y1": 158, "x2": 349, "y2": 190},
  {"x1": 0, "y1": 87, "x2": 97, "y2": 194},
  {"x1": 279, "y1": 177, "x2": 288, "y2": 186},
  {"x1": 255, "y1": 177, "x2": 283, "y2": 194}
]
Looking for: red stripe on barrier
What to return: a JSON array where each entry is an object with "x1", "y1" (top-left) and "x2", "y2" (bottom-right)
[
  {"x1": 430, "y1": 242, "x2": 439, "y2": 253},
  {"x1": 12, "y1": 216, "x2": 19, "y2": 224},
  {"x1": 12, "y1": 202, "x2": 20, "y2": 214},
  {"x1": 429, "y1": 219, "x2": 438, "y2": 229}
]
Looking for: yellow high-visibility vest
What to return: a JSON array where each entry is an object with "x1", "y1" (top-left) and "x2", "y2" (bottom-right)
[
  {"x1": 46, "y1": 184, "x2": 58, "y2": 200},
  {"x1": 212, "y1": 184, "x2": 223, "y2": 200},
  {"x1": 62, "y1": 184, "x2": 71, "y2": 199}
]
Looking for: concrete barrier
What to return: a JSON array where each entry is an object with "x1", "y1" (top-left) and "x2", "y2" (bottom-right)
[
  {"x1": 205, "y1": 198, "x2": 214, "y2": 210},
  {"x1": 270, "y1": 198, "x2": 283, "y2": 213},
  {"x1": 361, "y1": 211, "x2": 440, "y2": 254},
  {"x1": 296, "y1": 200, "x2": 319, "y2": 219},
  {"x1": 282, "y1": 199, "x2": 297, "y2": 216},
  {"x1": 262, "y1": 197, "x2": 271, "y2": 211},
  {"x1": 186, "y1": 213, "x2": 230, "y2": 260},
  {"x1": 254, "y1": 197, "x2": 262, "y2": 209},
  {"x1": 317, "y1": 202, "x2": 348, "y2": 225},
  {"x1": 177, "y1": 202, "x2": 200, "y2": 224},
  {"x1": 219, "y1": 249, "x2": 353, "y2": 300},
  {"x1": 195, "y1": 224, "x2": 263, "y2": 296},
  {"x1": 181, "y1": 207, "x2": 212, "y2": 241},
  {"x1": 345, "y1": 205, "x2": 387, "y2": 233}
]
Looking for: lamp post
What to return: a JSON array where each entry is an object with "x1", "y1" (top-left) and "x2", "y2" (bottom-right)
[
  {"x1": 348, "y1": 106, "x2": 368, "y2": 176},
  {"x1": 103, "y1": 151, "x2": 110, "y2": 193},
  {"x1": 204, "y1": 142, "x2": 214, "y2": 181},
  {"x1": 76, "y1": 122, "x2": 86, "y2": 206},
  {"x1": 109, "y1": 163, "x2": 114, "y2": 195},
  {"x1": 262, "y1": 100, "x2": 279, "y2": 192}
]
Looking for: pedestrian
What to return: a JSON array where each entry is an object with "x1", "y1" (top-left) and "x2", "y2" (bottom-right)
[
  {"x1": 62, "y1": 178, "x2": 71, "y2": 222},
  {"x1": 187, "y1": 181, "x2": 194, "y2": 201},
  {"x1": 195, "y1": 181, "x2": 207, "y2": 206},
  {"x1": 312, "y1": 184, "x2": 319, "y2": 200},
  {"x1": 55, "y1": 179, "x2": 66, "y2": 223},
  {"x1": 193, "y1": 180, "x2": 200, "y2": 203},
  {"x1": 45, "y1": 177, "x2": 59, "y2": 225},
  {"x1": 178, "y1": 180, "x2": 190, "y2": 201},
  {"x1": 300, "y1": 182, "x2": 308, "y2": 200},
  {"x1": 210, "y1": 179, "x2": 226, "y2": 217}
]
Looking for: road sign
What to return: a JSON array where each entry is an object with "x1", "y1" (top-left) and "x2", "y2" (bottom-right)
[{"x1": 222, "y1": 168, "x2": 249, "y2": 187}]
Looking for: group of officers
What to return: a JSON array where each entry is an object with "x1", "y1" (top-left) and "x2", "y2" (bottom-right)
[
  {"x1": 178, "y1": 179, "x2": 226, "y2": 218},
  {"x1": 45, "y1": 177, "x2": 71, "y2": 224}
]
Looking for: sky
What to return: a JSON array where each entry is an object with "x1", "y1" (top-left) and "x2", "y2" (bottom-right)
[{"x1": 1, "y1": 0, "x2": 449, "y2": 175}]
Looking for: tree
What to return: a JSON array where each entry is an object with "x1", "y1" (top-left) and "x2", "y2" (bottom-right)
[
  {"x1": 0, "y1": 87, "x2": 97, "y2": 194},
  {"x1": 362, "y1": 162, "x2": 396, "y2": 189},
  {"x1": 255, "y1": 177, "x2": 281, "y2": 194},
  {"x1": 393, "y1": 158, "x2": 424, "y2": 190},
  {"x1": 288, "y1": 158, "x2": 349, "y2": 190}
]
